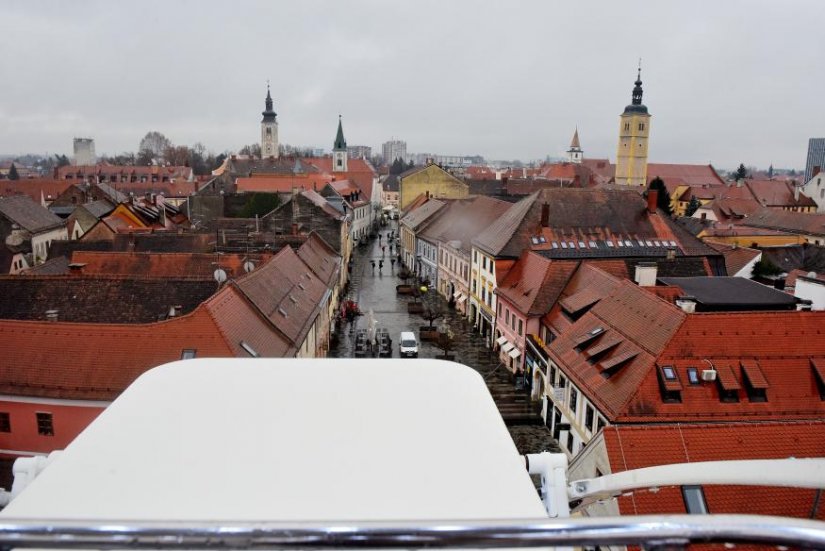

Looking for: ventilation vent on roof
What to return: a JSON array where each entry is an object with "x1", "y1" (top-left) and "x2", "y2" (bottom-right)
[
  {"x1": 278, "y1": 307, "x2": 288, "y2": 317},
  {"x1": 298, "y1": 282, "x2": 306, "y2": 290},
  {"x1": 289, "y1": 295, "x2": 298, "y2": 304}
]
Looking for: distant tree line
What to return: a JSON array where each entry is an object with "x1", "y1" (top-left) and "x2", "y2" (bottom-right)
[{"x1": 389, "y1": 158, "x2": 415, "y2": 174}]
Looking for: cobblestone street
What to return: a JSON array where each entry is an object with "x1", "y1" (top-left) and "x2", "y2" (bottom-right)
[{"x1": 329, "y1": 222, "x2": 560, "y2": 455}]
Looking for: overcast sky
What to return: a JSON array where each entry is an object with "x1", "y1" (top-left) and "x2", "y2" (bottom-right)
[{"x1": 1, "y1": 0, "x2": 823, "y2": 169}]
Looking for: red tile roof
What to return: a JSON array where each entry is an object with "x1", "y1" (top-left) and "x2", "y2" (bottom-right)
[
  {"x1": 544, "y1": 265, "x2": 825, "y2": 422},
  {"x1": 295, "y1": 233, "x2": 341, "y2": 288},
  {"x1": 744, "y1": 178, "x2": 816, "y2": 208},
  {"x1": 235, "y1": 175, "x2": 318, "y2": 193},
  {"x1": 496, "y1": 253, "x2": 578, "y2": 316},
  {"x1": 704, "y1": 240, "x2": 761, "y2": 276},
  {"x1": 595, "y1": 421, "x2": 825, "y2": 520},
  {"x1": 305, "y1": 157, "x2": 377, "y2": 200},
  {"x1": 542, "y1": 264, "x2": 623, "y2": 338},
  {"x1": 0, "y1": 283, "x2": 289, "y2": 401},
  {"x1": 56, "y1": 164, "x2": 193, "y2": 181},
  {"x1": 69, "y1": 251, "x2": 274, "y2": 279},
  {"x1": 0, "y1": 179, "x2": 73, "y2": 204},
  {"x1": 646, "y1": 163, "x2": 725, "y2": 187},
  {"x1": 234, "y1": 245, "x2": 328, "y2": 350}
]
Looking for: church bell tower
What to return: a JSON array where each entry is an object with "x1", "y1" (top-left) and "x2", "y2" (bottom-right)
[
  {"x1": 615, "y1": 64, "x2": 651, "y2": 186},
  {"x1": 261, "y1": 83, "x2": 279, "y2": 159},
  {"x1": 333, "y1": 115, "x2": 348, "y2": 172}
]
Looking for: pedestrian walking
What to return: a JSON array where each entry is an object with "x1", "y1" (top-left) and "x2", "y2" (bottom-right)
[
  {"x1": 378, "y1": 259, "x2": 384, "y2": 272},
  {"x1": 370, "y1": 259, "x2": 376, "y2": 272},
  {"x1": 381, "y1": 245, "x2": 386, "y2": 256}
]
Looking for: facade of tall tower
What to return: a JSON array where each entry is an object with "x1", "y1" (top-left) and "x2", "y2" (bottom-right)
[
  {"x1": 261, "y1": 85, "x2": 279, "y2": 158},
  {"x1": 333, "y1": 116, "x2": 348, "y2": 172},
  {"x1": 567, "y1": 128, "x2": 583, "y2": 164},
  {"x1": 73, "y1": 138, "x2": 96, "y2": 166},
  {"x1": 615, "y1": 67, "x2": 651, "y2": 186}
]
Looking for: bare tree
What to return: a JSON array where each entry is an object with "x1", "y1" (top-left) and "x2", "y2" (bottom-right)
[{"x1": 138, "y1": 131, "x2": 172, "y2": 164}]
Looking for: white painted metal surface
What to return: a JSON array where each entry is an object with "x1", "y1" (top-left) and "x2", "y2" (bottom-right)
[{"x1": 1, "y1": 359, "x2": 546, "y2": 522}]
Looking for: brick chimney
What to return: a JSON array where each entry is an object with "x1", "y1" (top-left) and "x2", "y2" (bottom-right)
[
  {"x1": 647, "y1": 189, "x2": 658, "y2": 214},
  {"x1": 540, "y1": 202, "x2": 550, "y2": 227},
  {"x1": 634, "y1": 262, "x2": 658, "y2": 287}
]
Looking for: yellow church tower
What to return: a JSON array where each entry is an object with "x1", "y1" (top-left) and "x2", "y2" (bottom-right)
[{"x1": 615, "y1": 65, "x2": 651, "y2": 186}]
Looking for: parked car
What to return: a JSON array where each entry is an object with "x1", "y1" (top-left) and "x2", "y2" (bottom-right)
[{"x1": 399, "y1": 331, "x2": 418, "y2": 357}]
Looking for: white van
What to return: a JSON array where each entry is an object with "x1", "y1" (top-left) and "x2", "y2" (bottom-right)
[{"x1": 399, "y1": 331, "x2": 418, "y2": 357}]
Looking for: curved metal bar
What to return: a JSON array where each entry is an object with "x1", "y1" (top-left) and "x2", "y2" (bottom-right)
[{"x1": 1, "y1": 515, "x2": 824, "y2": 549}]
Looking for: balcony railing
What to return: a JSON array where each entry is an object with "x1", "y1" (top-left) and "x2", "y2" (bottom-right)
[{"x1": 1, "y1": 515, "x2": 824, "y2": 550}]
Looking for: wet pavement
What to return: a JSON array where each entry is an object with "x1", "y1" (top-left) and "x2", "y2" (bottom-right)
[{"x1": 329, "y1": 222, "x2": 560, "y2": 455}]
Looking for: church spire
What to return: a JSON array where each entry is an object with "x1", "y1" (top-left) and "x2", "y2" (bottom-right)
[
  {"x1": 334, "y1": 115, "x2": 347, "y2": 151},
  {"x1": 567, "y1": 127, "x2": 583, "y2": 164},
  {"x1": 631, "y1": 60, "x2": 643, "y2": 106},
  {"x1": 262, "y1": 82, "x2": 277, "y2": 122}
]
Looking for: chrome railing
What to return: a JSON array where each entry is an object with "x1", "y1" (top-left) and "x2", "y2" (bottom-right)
[{"x1": 2, "y1": 515, "x2": 825, "y2": 550}]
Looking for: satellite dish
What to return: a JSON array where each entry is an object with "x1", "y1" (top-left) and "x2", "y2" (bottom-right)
[
  {"x1": 213, "y1": 269, "x2": 227, "y2": 283},
  {"x1": 243, "y1": 261, "x2": 255, "y2": 273}
]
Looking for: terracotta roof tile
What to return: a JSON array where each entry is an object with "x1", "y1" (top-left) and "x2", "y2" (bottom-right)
[
  {"x1": 0, "y1": 178, "x2": 73, "y2": 203},
  {"x1": 234, "y1": 245, "x2": 327, "y2": 349},
  {"x1": 69, "y1": 251, "x2": 273, "y2": 279},
  {"x1": 595, "y1": 421, "x2": 825, "y2": 520},
  {"x1": 704, "y1": 240, "x2": 761, "y2": 276},
  {"x1": 496, "y1": 253, "x2": 578, "y2": 316},
  {"x1": 295, "y1": 233, "x2": 341, "y2": 287}
]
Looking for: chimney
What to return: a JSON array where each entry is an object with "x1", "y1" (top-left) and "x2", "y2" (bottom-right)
[
  {"x1": 666, "y1": 248, "x2": 676, "y2": 260},
  {"x1": 675, "y1": 296, "x2": 696, "y2": 313},
  {"x1": 45, "y1": 309, "x2": 59, "y2": 322},
  {"x1": 540, "y1": 202, "x2": 550, "y2": 227},
  {"x1": 168, "y1": 305, "x2": 182, "y2": 318},
  {"x1": 647, "y1": 189, "x2": 658, "y2": 214},
  {"x1": 793, "y1": 182, "x2": 800, "y2": 202},
  {"x1": 634, "y1": 262, "x2": 658, "y2": 287},
  {"x1": 292, "y1": 222, "x2": 299, "y2": 235},
  {"x1": 426, "y1": 190, "x2": 430, "y2": 199}
]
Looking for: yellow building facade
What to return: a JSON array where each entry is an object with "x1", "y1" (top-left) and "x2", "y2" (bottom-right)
[
  {"x1": 615, "y1": 68, "x2": 651, "y2": 187},
  {"x1": 398, "y1": 163, "x2": 468, "y2": 209}
]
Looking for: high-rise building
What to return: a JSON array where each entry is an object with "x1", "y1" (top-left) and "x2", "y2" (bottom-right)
[
  {"x1": 261, "y1": 84, "x2": 279, "y2": 158},
  {"x1": 805, "y1": 138, "x2": 825, "y2": 181},
  {"x1": 615, "y1": 66, "x2": 651, "y2": 187},
  {"x1": 347, "y1": 145, "x2": 371, "y2": 160},
  {"x1": 73, "y1": 138, "x2": 96, "y2": 166},
  {"x1": 382, "y1": 140, "x2": 407, "y2": 164}
]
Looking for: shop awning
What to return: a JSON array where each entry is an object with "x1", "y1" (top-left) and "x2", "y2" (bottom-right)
[
  {"x1": 501, "y1": 342, "x2": 515, "y2": 353},
  {"x1": 508, "y1": 348, "x2": 521, "y2": 359},
  {"x1": 496, "y1": 335, "x2": 509, "y2": 346}
]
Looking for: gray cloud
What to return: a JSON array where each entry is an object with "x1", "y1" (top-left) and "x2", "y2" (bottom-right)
[{"x1": 1, "y1": 0, "x2": 823, "y2": 169}]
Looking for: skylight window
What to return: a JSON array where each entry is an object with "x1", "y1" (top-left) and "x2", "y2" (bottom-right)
[
  {"x1": 531, "y1": 237, "x2": 539, "y2": 245},
  {"x1": 578, "y1": 241, "x2": 586, "y2": 248},
  {"x1": 617, "y1": 240, "x2": 624, "y2": 247},
  {"x1": 240, "y1": 341, "x2": 259, "y2": 357},
  {"x1": 669, "y1": 240, "x2": 678, "y2": 247},
  {"x1": 561, "y1": 242, "x2": 568, "y2": 249},
  {"x1": 653, "y1": 240, "x2": 661, "y2": 247},
  {"x1": 682, "y1": 485, "x2": 709, "y2": 514},
  {"x1": 662, "y1": 366, "x2": 677, "y2": 380},
  {"x1": 181, "y1": 349, "x2": 197, "y2": 360},
  {"x1": 589, "y1": 241, "x2": 598, "y2": 247},
  {"x1": 687, "y1": 368, "x2": 700, "y2": 385},
  {"x1": 638, "y1": 240, "x2": 646, "y2": 247},
  {"x1": 625, "y1": 240, "x2": 633, "y2": 247},
  {"x1": 551, "y1": 241, "x2": 559, "y2": 249},
  {"x1": 606, "y1": 240, "x2": 614, "y2": 247},
  {"x1": 645, "y1": 240, "x2": 654, "y2": 247},
  {"x1": 589, "y1": 327, "x2": 605, "y2": 336},
  {"x1": 568, "y1": 241, "x2": 575, "y2": 248}
]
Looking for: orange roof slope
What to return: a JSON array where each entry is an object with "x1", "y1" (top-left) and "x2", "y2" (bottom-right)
[
  {"x1": 496, "y1": 252, "x2": 579, "y2": 316},
  {"x1": 597, "y1": 421, "x2": 825, "y2": 519},
  {"x1": 70, "y1": 251, "x2": 273, "y2": 279}
]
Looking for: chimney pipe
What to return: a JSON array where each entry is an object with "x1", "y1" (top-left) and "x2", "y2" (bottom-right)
[
  {"x1": 45, "y1": 309, "x2": 59, "y2": 322},
  {"x1": 540, "y1": 202, "x2": 550, "y2": 227},
  {"x1": 647, "y1": 189, "x2": 658, "y2": 214},
  {"x1": 794, "y1": 182, "x2": 800, "y2": 202}
]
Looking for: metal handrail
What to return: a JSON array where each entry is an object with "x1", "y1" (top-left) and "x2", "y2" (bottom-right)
[{"x1": 2, "y1": 515, "x2": 825, "y2": 550}]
